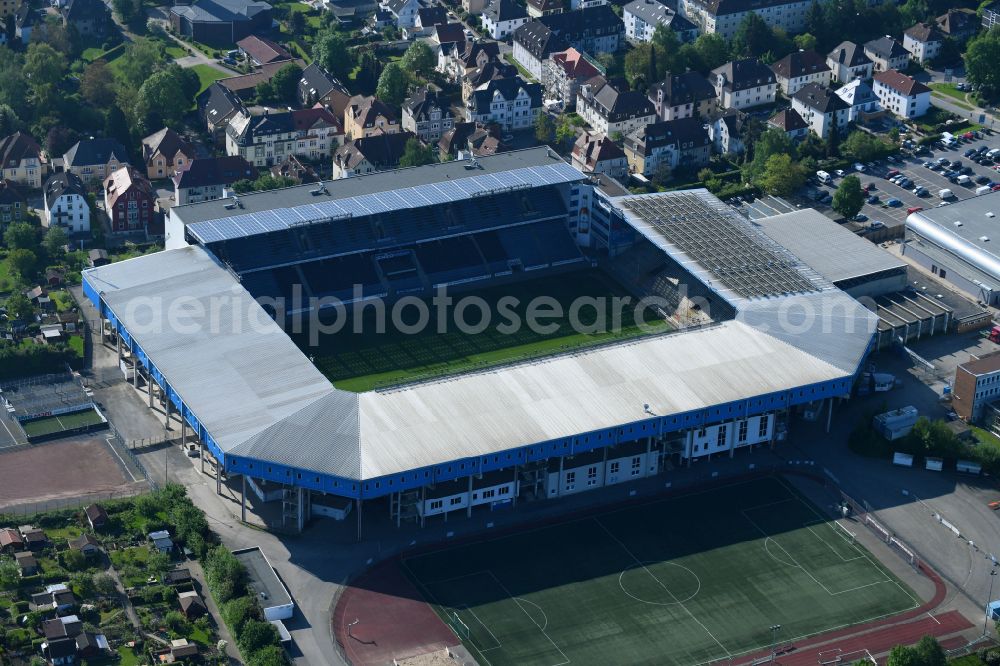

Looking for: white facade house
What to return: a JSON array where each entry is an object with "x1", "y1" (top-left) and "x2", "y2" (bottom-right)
[
  {"x1": 482, "y1": 0, "x2": 528, "y2": 38},
  {"x1": 623, "y1": 0, "x2": 697, "y2": 42},
  {"x1": 791, "y1": 83, "x2": 850, "y2": 140},
  {"x1": 577, "y1": 77, "x2": 657, "y2": 137},
  {"x1": 873, "y1": 69, "x2": 931, "y2": 119},
  {"x1": 42, "y1": 172, "x2": 90, "y2": 233},
  {"x1": 769, "y1": 49, "x2": 831, "y2": 96},
  {"x1": 381, "y1": 0, "x2": 420, "y2": 29},
  {"x1": 678, "y1": 0, "x2": 811, "y2": 40},
  {"x1": 864, "y1": 36, "x2": 909, "y2": 72},
  {"x1": 466, "y1": 77, "x2": 544, "y2": 131},
  {"x1": 903, "y1": 22, "x2": 944, "y2": 63},
  {"x1": 834, "y1": 78, "x2": 881, "y2": 122},
  {"x1": 826, "y1": 41, "x2": 873, "y2": 82},
  {"x1": 711, "y1": 59, "x2": 777, "y2": 110}
]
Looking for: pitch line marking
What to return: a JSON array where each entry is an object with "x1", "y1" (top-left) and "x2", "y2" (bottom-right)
[
  {"x1": 486, "y1": 571, "x2": 571, "y2": 666},
  {"x1": 514, "y1": 597, "x2": 549, "y2": 632},
  {"x1": 106, "y1": 437, "x2": 139, "y2": 483},
  {"x1": 617, "y1": 562, "x2": 702, "y2": 607},
  {"x1": 461, "y1": 605, "x2": 503, "y2": 653},
  {"x1": 594, "y1": 518, "x2": 731, "y2": 658}
]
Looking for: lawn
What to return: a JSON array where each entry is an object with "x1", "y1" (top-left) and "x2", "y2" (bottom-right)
[
  {"x1": 165, "y1": 44, "x2": 188, "y2": 59},
  {"x1": 930, "y1": 83, "x2": 969, "y2": 103},
  {"x1": 117, "y1": 645, "x2": 141, "y2": 666},
  {"x1": 403, "y1": 477, "x2": 919, "y2": 666},
  {"x1": 0, "y1": 253, "x2": 16, "y2": 291},
  {"x1": 191, "y1": 64, "x2": 228, "y2": 96},
  {"x1": 295, "y1": 269, "x2": 671, "y2": 392}
]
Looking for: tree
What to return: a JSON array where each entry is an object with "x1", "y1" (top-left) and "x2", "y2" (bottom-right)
[
  {"x1": 93, "y1": 572, "x2": 117, "y2": 597},
  {"x1": 841, "y1": 130, "x2": 891, "y2": 162},
  {"x1": 692, "y1": 33, "x2": 730, "y2": 73},
  {"x1": 758, "y1": 153, "x2": 807, "y2": 196},
  {"x1": 232, "y1": 174, "x2": 296, "y2": 194},
  {"x1": 119, "y1": 38, "x2": 165, "y2": 90},
  {"x1": 0, "y1": 557, "x2": 17, "y2": 589},
  {"x1": 742, "y1": 128, "x2": 795, "y2": 182},
  {"x1": 832, "y1": 174, "x2": 864, "y2": 218},
  {"x1": 4, "y1": 292, "x2": 32, "y2": 320},
  {"x1": 535, "y1": 112, "x2": 555, "y2": 143},
  {"x1": 247, "y1": 645, "x2": 291, "y2": 666},
  {"x1": 401, "y1": 41, "x2": 435, "y2": 77},
  {"x1": 651, "y1": 25, "x2": 683, "y2": 76},
  {"x1": 0, "y1": 104, "x2": 24, "y2": 136},
  {"x1": 732, "y1": 12, "x2": 774, "y2": 58},
  {"x1": 5, "y1": 222, "x2": 38, "y2": 251},
  {"x1": 8, "y1": 248, "x2": 37, "y2": 279},
  {"x1": 555, "y1": 114, "x2": 575, "y2": 146},
  {"x1": 42, "y1": 226, "x2": 68, "y2": 257},
  {"x1": 61, "y1": 549, "x2": 87, "y2": 572},
  {"x1": 625, "y1": 43, "x2": 656, "y2": 89},
  {"x1": 289, "y1": 10, "x2": 306, "y2": 34},
  {"x1": 238, "y1": 619, "x2": 281, "y2": 654},
  {"x1": 313, "y1": 29, "x2": 351, "y2": 81},
  {"x1": 794, "y1": 32, "x2": 818, "y2": 51},
  {"x1": 965, "y1": 27, "x2": 1000, "y2": 100},
  {"x1": 223, "y1": 596, "x2": 260, "y2": 635},
  {"x1": 257, "y1": 63, "x2": 301, "y2": 105},
  {"x1": 376, "y1": 61, "x2": 409, "y2": 107},
  {"x1": 23, "y1": 43, "x2": 66, "y2": 92},
  {"x1": 886, "y1": 636, "x2": 946, "y2": 666},
  {"x1": 399, "y1": 137, "x2": 435, "y2": 167},
  {"x1": 137, "y1": 65, "x2": 200, "y2": 128},
  {"x1": 81, "y1": 60, "x2": 117, "y2": 107}
]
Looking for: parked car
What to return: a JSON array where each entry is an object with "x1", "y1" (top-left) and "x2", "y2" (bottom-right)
[
  {"x1": 853, "y1": 163, "x2": 866, "y2": 172},
  {"x1": 870, "y1": 220, "x2": 885, "y2": 229},
  {"x1": 867, "y1": 195, "x2": 880, "y2": 204},
  {"x1": 853, "y1": 213, "x2": 868, "y2": 222},
  {"x1": 977, "y1": 175, "x2": 991, "y2": 184},
  {"x1": 907, "y1": 206, "x2": 923, "y2": 214},
  {"x1": 913, "y1": 186, "x2": 928, "y2": 196},
  {"x1": 887, "y1": 198, "x2": 902, "y2": 207},
  {"x1": 835, "y1": 169, "x2": 846, "y2": 177},
  {"x1": 965, "y1": 148, "x2": 977, "y2": 157},
  {"x1": 951, "y1": 160, "x2": 963, "y2": 168}
]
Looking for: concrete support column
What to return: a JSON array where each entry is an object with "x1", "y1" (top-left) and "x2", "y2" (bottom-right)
[
  {"x1": 601, "y1": 446, "x2": 608, "y2": 489},
  {"x1": 132, "y1": 356, "x2": 139, "y2": 388},
  {"x1": 729, "y1": 421, "x2": 736, "y2": 459},
  {"x1": 148, "y1": 377, "x2": 153, "y2": 408},
  {"x1": 297, "y1": 486, "x2": 305, "y2": 532},
  {"x1": 116, "y1": 333, "x2": 121, "y2": 362},
  {"x1": 512, "y1": 465, "x2": 518, "y2": 508},
  {"x1": 686, "y1": 430, "x2": 694, "y2": 468},
  {"x1": 645, "y1": 437, "x2": 653, "y2": 477},
  {"x1": 356, "y1": 498, "x2": 363, "y2": 543},
  {"x1": 180, "y1": 418, "x2": 187, "y2": 449},
  {"x1": 216, "y1": 460, "x2": 221, "y2": 495},
  {"x1": 241, "y1": 475, "x2": 246, "y2": 523},
  {"x1": 395, "y1": 492, "x2": 401, "y2": 528},
  {"x1": 164, "y1": 395, "x2": 171, "y2": 431},
  {"x1": 826, "y1": 398, "x2": 834, "y2": 433},
  {"x1": 420, "y1": 486, "x2": 426, "y2": 528},
  {"x1": 200, "y1": 439, "x2": 205, "y2": 474},
  {"x1": 556, "y1": 456, "x2": 564, "y2": 498},
  {"x1": 467, "y1": 475, "x2": 474, "y2": 518}
]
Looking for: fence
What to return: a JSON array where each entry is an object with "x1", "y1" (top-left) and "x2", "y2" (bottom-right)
[
  {"x1": 839, "y1": 489, "x2": 920, "y2": 570},
  {"x1": 0, "y1": 486, "x2": 148, "y2": 520},
  {"x1": 107, "y1": 421, "x2": 158, "y2": 492}
]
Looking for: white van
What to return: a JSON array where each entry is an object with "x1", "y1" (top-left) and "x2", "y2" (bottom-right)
[
  {"x1": 940, "y1": 132, "x2": 957, "y2": 148},
  {"x1": 816, "y1": 170, "x2": 832, "y2": 184},
  {"x1": 978, "y1": 185, "x2": 993, "y2": 195},
  {"x1": 939, "y1": 188, "x2": 955, "y2": 199},
  {"x1": 957, "y1": 174, "x2": 972, "y2": 185},
  {"x1": 989, "y1": 148, "x2": 1000, "y2": 159}
]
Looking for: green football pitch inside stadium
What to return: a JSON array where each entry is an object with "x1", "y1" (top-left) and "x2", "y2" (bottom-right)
[
  {"x1": 21, "y1": 409, "x2": 105, "y2": 438},
  {"x1": 402, "y1": 477, "x2": 919, "y2": 666},
  {"x1": 295, "y1": 269, "x2": 671, "y2": 392}
]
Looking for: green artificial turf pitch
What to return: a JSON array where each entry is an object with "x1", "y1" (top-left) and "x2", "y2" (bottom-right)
[
  {"x1": 402, "y1": 477, "x2": 919, "y2": 666},
  {"x1": 296, "y1": 269, "x2": 671, "y2": 392},
  {"x1": 21, "y1": 409, "x2": 104, "y2": 438}
]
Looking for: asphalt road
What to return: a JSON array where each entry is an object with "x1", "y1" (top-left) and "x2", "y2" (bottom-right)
[{"x1": 808, "y1": 138, "x2": 1000, "y2": 229}]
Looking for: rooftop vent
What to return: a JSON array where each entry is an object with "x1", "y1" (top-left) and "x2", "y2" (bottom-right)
[
  {"x1": 987, "y1": 212, "x2": 996, "y2": 218},
  {"x1": 980, "y1": 235, "x2": 990, "y2": 242},
  {"x1": 954, "y1": 221, "x2": 963, "y2": 226}
]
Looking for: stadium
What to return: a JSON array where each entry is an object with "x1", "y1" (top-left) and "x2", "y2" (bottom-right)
[{"x1": 82, "y1": 147, "x2": 877, "y2": 535}]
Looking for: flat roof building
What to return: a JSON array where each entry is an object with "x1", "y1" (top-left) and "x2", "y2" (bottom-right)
[
  {"x1": 904, "y1": 191, "x2": 1000, "y2": 306},
  {"x1": 232, "y1": 548, "x2": 294, "y2": 621},
  {"x1": 953, "y1": 352, "x2": 1000, "y2": 422}
]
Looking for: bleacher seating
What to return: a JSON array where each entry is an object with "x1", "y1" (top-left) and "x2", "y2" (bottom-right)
[{"x1": 299, "y1": 254, "x2": 383, "y2": 301}]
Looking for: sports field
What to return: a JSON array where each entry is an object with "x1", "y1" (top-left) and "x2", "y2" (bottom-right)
[
  {"x1": 402, "y1": 477, "x2": 919, "y2": 666},
  {"x1": 21, "y1": 408, "x2": 105, "y2": 438},
  {"x1": 297, "y1": 269, "x2": 670, "y2": 392}
]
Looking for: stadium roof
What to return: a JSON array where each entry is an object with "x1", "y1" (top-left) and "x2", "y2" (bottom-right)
[
  {"x1": 752, "y1": 208, "x2": 905, "y2": 286},
  {"x1": 171, "y1": 147, "x2": 579, "y2": 228}
]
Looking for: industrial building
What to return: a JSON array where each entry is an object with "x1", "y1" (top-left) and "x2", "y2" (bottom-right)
[
  {"x1": 83, "y1": 149, "x2": 878, "y2": 536},
  {"x1": 904, "y1": 192, "x2": 1000, "y2": 306},
  {"x1": 232, "y1": 548, "x2": 294, "y2": 621}
]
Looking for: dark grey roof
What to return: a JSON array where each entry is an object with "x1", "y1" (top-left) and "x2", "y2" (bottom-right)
[
  {"x1": 515, "y1": 5, "x2": 622, "y2": 56},
  {"x1": 199, "y1": 82, "x2": 246, "y2": 122},
  {"x1": 712, "y1": 58, "x2": 775, "y2": 92},
  {"x1": 905, "y1": 21, "x2": 944, "y2": 43},
  {"x1": 770, "y1": 50, "x2": 830, "y2": 80},
  {"x1": 683, "y1": 0, "x2": 798, "y2": 17},
  {"x1": 175, "y1": 156, "x2": 257, "y2": 189},
  {"x1": 627, "y1": 116, "x2": 709, "y2": 155},
  {"x1": 170, "y1": 0, "x2": 272, "y2": 23},
  {"x1": 0, "y1": 180, "x2": 25, "y2": 206},
  {"x1": 586, "y1": 78, "x2": 656, "y2": 121},
  {"x1": 298, "y1": 64, "x2": 351, "y2": 109},
  {"x1": 768, "y1": 108, "x2": 807, "y2": 132},
  {"x1": 417, "y1": 5, "x2": 447, "y2": 25},
  {"x1": 648, "y1": 71, "x2": 715, "y2": 107},
  {"x1": 0, "y1": 132, "x2": 41, "y2": 169},
  {"x1": 624, "y1": 0, "x2": 672, "y2": 27},
  {"x1": 485, "y1": 0, "x2": 527, "y2": 22},
  {"x1": 827, "y1": 41, "x2": 871, "y2": 68},
  {"x1": 44, "y1": 172, "x2": 87, "y2": 206},
  {"x1": 514, "y1": 21, "x2": 564, "y2": 60},
  {"x1": 63, "y1": 138, "x2": 129, "y2": 169},
  {"x1": 63, "y1": 0, "x2": 108, "y2": 22},
  {"x1": 468, "y1": 77, "x2": 543, "y2": 114},
  {"x1": 403, "y1": 88, "x2": 453, "y2": 122},
  {"x1": 864, "y1": 35, "x2": 908, "y2": 60},
  {"x1": 792, "y1": 82, "x2": 848, "y2": 113}
]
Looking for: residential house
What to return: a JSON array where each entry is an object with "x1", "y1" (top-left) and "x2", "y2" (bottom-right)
[
  {"x1": 15, "y1": 551, "x2": 38, "y2": 576},
  {"x1": 0, "y1": 131, "x2": 45, "y2": 189},
  {"x1": 707, "y1": 109, "x2": 745, "y2": 155},
  {"x1": 623, "y1": 0, "x2": 696, "y2": 43},
  {"x1": 0, "y1": 0, "x2": 20, "y2": 18},
  {"x1": 466, "y1": 76, "x2": 544, "y2": 131},
  {"x1": 0, "y1": 527, "x2": 23, "y2": 551},
  {"x1": 178, "y1": 591, "x2": 208, "y2": 618},
  {"x1": 332, "y1": 131, "x2": 414, "y2": 178},
  {"x1": 834, "y1": 77, "x2": 881, "y2": 122},
  {"x1": 173, "y1": 156, "x2": 256, "y2": 205},
  {"x1": 711, "y1": 59, "x2": 776, "y2": 110},
  {"x1": 430, "y1": 22, "x2": 466, "y2": 47},
  {"x1": 344, "y1": 96, "x2": 401, "y2": 140},
  {"x1": 141, "y1": 128, "x2": 197, "y2": 181},
  {"x1": 527, "y1": 0, "x2": 564, "y2": 18},
  {"x1": 291, "y1": 105, "x2": 343, "y2": 159},
  {"x1": 864, "y1": 36, "x2": 909, "y2": 73},
  {"x1": 903, "y1": 22, "x2": 944, "y2": 63},
  {"x1": 198, "y1": 82, "x2": 247, "y2": 143},
  {"x1": 439, "y1": 41, "x2": 502, "y2": 82},
  {"x1": 68, "y1": 534, "x2": 101, "y2": 556},
  {"x1": 381, "y1": 0, "x2": 420, "y2": 29},
  {"x1": 169, "y1": 639, "x2": 199, "y2": 661},
  {"x1": 15, "y1": 3, "x2": 36, "y2": 44},
  {"x1": 572, "y1": 132, "x2": 627, "y2": 178},
  {"x1": 41, "y1": 636, "x2": 77, "y2": 665},
  {"x1": 577, "y1": 76, "x2": 657, "y2": 137},
  {"x1": 937, "y1": 8, "x2": 978, "y2": 41},
  {"x1": 30, "y1": 586, "x2": 76, "y2": 612},
  {"x1": 0, "y1": 179, "x2": 26, "y2": 224},
  {"x1": 62, "y1": 139, "x2": 129, "y2": 187},
  {"x1": 271, "y1": 155, "x2": 319, "y2": 184},
  {"x1": 439, "y1": 122, "x2": 506, "y2": 158},
  {"x1": 405, "y1": 5, "x2": 446, "y2": 36},
  {"x1": 982, "y1": 2, "x2": 1000, "y2": 31},
  {"x1": 463, "y1": 0, "x2": 490, "y2": 15},
  {"x1": 164, "y1": 569, "x2": 193, "y2": 586},
  {"x1": 648, "y1": 70, "x2": 716, "y2": 121},
  {"x1": 770, "y1": 49, "x2": 831, "y2": 96},
  {"x1": 678, "y1": 0, "x2": 811, "y2": 40},
  {"x1": 513, "y1": 6, "x2": 624, "y2": 80},
  {"x1": 462, "y1": 60, "x2": 520, "y2": 103},
  {"x1": 791, "y1": 82, "x2": 850, "y2": 139},
  {"x1": 74, "y1": 632, "x2": 109, "y2": 660},
  {"x1": 236, "y1": 35, "x2": 293, "y2": 66},
  {"x1": 298, "y1": 64, "x2": 352, "y2": 119},
  {"x1": 43, "y1": 173, "x2": 90, "y2": 233},
  {"x1": 149, "y1": 530, "x2": 173, "y2": 553},
  {"x1": 43, "y1": 616, "x2": 83, "y2": 641},
  {"x1": 402, "y1": 88, "x2": 455, "y2": 142},
  {"x1": 217, "y1": 59, "x2": 306, "y2": 99},
  {"x1": 169, "y1": 0, "x2": 273, "y2": 47},
  {"x1": 104, "y1": 167, "x2": 156, "y2": 234},
  {"x1": 542, "y1": 48, "x2": 602, "y2": 109},
  {"x1": 84, "y1": 504, "x2": 108, "y2": 530},
  {"x1": 62, "y1": 0, "x2": 110, "y2": 37},
  {"x1": 88, "y1": 249, "x2": 110, "y2": 267},
  {"x1": 826, "y1": 41, "x2": 873, "y2": 83},
  {"x1": 483, "y1": 0, "x2": 529, "y2": 39},
  {"x1": 873, "y1": 69, "x2": 931, "y2": 119},
  {"x1": 228, "y1": 107, "x2": 341, "y2": 167},
  {"x1": 623, "y1": 116, "x2": 710, "y2": 177}
]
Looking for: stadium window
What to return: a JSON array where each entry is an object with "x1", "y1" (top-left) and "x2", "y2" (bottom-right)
[
  {"x1": 566, "y1": 471, "x2": 576, "y2": 484},
  {"x1": 459, "y1": 464, "x2": 465, "y2": 471},
  {"x1": 450, "y1": 497, "x2": 462, "y2": 506},
  {"x1": 697, "y1": 427, "x2": 706, "y2": 438},
  {"x1": 610, "y1": 462, "x2": 620, "y2": 474},
  {"x1": 499, "y1": 487, "x2": 509, "y2": 495},
  {"x1": 587, "y1": 467, "x2": 598, "y2": 486},
  {"x1": 286, "y1": 471, "x2": 291, "y2": 477},
  {"x1": 296, "y1": 473, "x2": 301, "y2": 480},
  {"x1": 759, "y1": 417, "x2": 769, "y2": 438},
  {"x1": 315, "y1": 477, "x2": 320, "y2": 483},
  {"x1": 717, "y1": 426, "x2": 727, "y2": 447},
  {"x1": 430, "y1": 500, "x2": 443, "y2": 510},
  {"x1": 631, "y1": 457, "x2": 641, "y2": 475},
  {"x1": 738, "y1": 421, "x2": 748, "y2": 442}
]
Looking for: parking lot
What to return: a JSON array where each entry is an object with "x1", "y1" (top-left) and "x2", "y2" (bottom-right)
[{"x1": 807, "y1": 135, "x2": 1000, "y2": 229}]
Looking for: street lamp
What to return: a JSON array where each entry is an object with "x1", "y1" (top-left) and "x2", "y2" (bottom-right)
[
  {"x1": 985, "y1": 569, "x2": 997, "y2": 636},
  {"x1": 770, "y1": 624, "x2": 782, "y2": 662}
]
